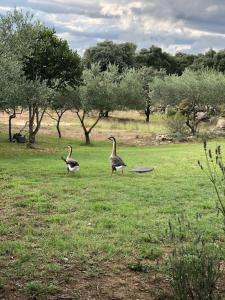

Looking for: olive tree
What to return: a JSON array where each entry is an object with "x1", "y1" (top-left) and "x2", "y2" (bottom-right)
[
  {"x1": 0, "y1": 9, "x2": 82, "y2": 145},
  {"x1": 47, "y1": 88, "x2": 79, "y2": 138},
  {"x1": 118, "y1": 68, "x2": 145, "y2": 111},
  {"x1": 0, "y1": 10, "x2": 51, "y2": 144},
  {"x1": 21, "y1": 80, "x2": 53, "y2": 146},
  {"x1": 73, "y1": 64, "x2": 120, "y2": 144},
  {"x1": 138, "y1": 67, "x2": 166, "y2": 122},
  {"x1": 0, "y1": 52, "x2": 51, "y2": 144},
  {"x1": 0, "y1": 9, "x2": 41, "y2": 59},
  {"x1": 0, "y1": 55, "x2": 25, "y2": 141},
  {"x1": 0, "y1": 10, "x2": 40, "y2": 140},
  {"x1": 152, "y1": 69, "x2": 225, "y2": 135},
  {"x1": 118, "y1": 67, "x2": 166, "y2": 122}
]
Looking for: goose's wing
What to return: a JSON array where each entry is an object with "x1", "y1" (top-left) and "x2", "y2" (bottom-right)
[
  {"x1": 111, "y1": 155, "x2": 126, "y2": 167},
  {"x1": 67, "y1": 158, "x2": 79, "y2": 167}
]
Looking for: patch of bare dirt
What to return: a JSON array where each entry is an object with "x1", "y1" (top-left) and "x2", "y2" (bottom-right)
[
  {"x1": 0, "y1": 111, "x2": 162, "y2": 146},
  {"x1": 0, "y1": 260, "x2": 172, "y2": 300}
]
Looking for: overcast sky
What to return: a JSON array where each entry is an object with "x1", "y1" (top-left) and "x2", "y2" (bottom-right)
[{"x1": 1, "y1": 0, "x2": 225, "y2": 56}]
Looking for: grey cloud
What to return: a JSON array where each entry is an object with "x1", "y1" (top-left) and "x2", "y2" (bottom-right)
[
  {"x1": 0, "y1": 0, "x2": 26, "y2": 6},
  {"x1": 66, "y1": 28, "x2": 119, "y2": 40},
  {"x1": 131, "y1": 0, "x2": 225, "y2": 35},
  {"x1": 27, "y1": 1, "x2": 106, "y2": 18},
  {"x1": 0, "y1": 0, "x2": 112, "y2": 18},
  {"x1": 1, "y1": 0, "x2": 225, "y2": 55}
]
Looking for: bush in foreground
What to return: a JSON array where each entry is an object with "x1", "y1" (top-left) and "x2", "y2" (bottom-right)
[{"x1": 166, "y1": 243, "x2": 221, "y2": 300}]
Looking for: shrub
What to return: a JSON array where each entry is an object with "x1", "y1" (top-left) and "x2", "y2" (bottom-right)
[
  {"x1": 198, "y1": 141, "x2": 225, "y2": 217},
  {"x1": 164, "y1": 108, "x2": 187, "y2": 134},
  {"x1": 166, "y1": 243, "x2": 221, "y2": 300},
  {"x1": 165, "y1": 105, "x2": 177, "y2": 117}
]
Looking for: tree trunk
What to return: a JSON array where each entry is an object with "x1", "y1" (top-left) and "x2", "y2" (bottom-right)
[
  {"x1": 8, "y1": 113, "x2": 16, "y2": 142},
  {"x1": 56, "y1": 119, "x2": 62, "y2": 138},
  {"x1": 84, "y1": 130, "x2": 90, "y2": 145},
  {"x1": 28, "y1": 132, "x2": 36, "y2": 145},
  {"x1": 27, "y1": 105, "x2": 46, "y2": 147},
  {"x1": 186, "y1": 117, "x2": 198, "y2": 136},
  {"x1": 28, "y1": 106, "x2": 34, "y2": 147},
  {"x1": 145, "y1": 110, "x2": 150, "y2": 122},
  {"x1": 55, "y1": 112, "x2": 64, "y2": 139},
  {"x1": 103, "y1": 111, "x2": 109, "y2": 118},
  {"x1": 191, "y1": 125, "x2": 197, "y2": 136},
  {"x1": 145, "y1": 103, "x2": 151, "y2": 123},
  {"x1": 76, "y1": 110, "x2": 102, "y2": 145},
  {"x1": 46, "y1": 110, "x2": 66, "y2": 139}
]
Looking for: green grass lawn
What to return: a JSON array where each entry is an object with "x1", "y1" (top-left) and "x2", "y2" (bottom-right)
[{"x1": 0, "y1": 134, "x2": 225, "y2": 299}]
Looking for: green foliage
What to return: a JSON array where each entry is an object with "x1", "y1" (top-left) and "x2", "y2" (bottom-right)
[
  {"x1": 136, "y1": 45, "x2": 177, "y2": 74},
  {"x1": 0, "y1": 55, "x2": 25, "y2": 109},
  {"x1": 191, "y1": 49, "x2": 225, "y2": 73},
  {"x1": 152, "y1": 69, "x2": 225, "y2": 135},
  {"x1": 167, "y1": 243, "x2": 221, "y2": 300},
  {"x1": 165, "y1": 105, "x2": 177, "y2": 117},
  {"x1": 0, "y1": 9, "x2": 41, "y2": 59},
  {"x1": 153, "y1": 69, "x2": 225, "y2": 107},
  {"x1": 0, "y1": 10, "x2": 40, "y2": 111},
  {"x1": 140, "y1": 245, "x2": 162, "y2": 260},
  {"x1": 73, "y1": 64, "x2": 121, "y2": 143},
  {"x1": 174, "y1": 52, "x2": 196, "y2": 75},
  {"x1": 24, "y1": 281, "x2": 59, "y2": 295},
  {"x1": 50, "y1": 87, "x2": 80, "y2": 111},
  {"x1": 165, "y1": 110, "x2": 187, "y2": 134},
  {"x1": 0, "y1": 9, "x2": 83, "y2": 144},
  {"x1": 0, "y1": 9, "x2": 55, "y2": 144},
  {"x1": 217, "y1": 105, "x2": 225, "y2": 118},
  {"x1": 83, "y1": 40, "x2": 137, "y2": 72},
  {"x1": 84, "y1": 41, "x2": 197, "y2": 75},
  {"x1": 191, "y1": 49, "x2": 215, "y2": 70},
  {"x1": 79, "y1": 64, "x2": 119, "y2": 112},
  {"x1": 119, "y1": 68, "x2": 145, "y2": 110},
  {"x1": 22, "y1": 79, "x2": 53, "y2": 107},
  {"x1": 22, "y1": 27, "x2": 82, "y2": 89}
]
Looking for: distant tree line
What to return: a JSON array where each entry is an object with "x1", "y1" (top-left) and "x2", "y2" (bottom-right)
[
  {"x1": 1, "y1": 9, "x2": 225, "y2": 146},
  {"x1": 83, "y1": 41, "x2": 225, "y2": 76}
]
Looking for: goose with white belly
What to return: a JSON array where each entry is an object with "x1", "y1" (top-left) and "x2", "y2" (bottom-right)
[
  {"x1": 61, "y1": 145, "x2": 79, "y2": 173},
  {"x1": 108, "y1": 136, "x2": 126, "y2": 175}
]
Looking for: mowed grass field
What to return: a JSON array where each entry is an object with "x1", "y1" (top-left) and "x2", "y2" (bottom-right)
[{"x1": 1, "y1": 133, "x2": 225, "y2": 299}]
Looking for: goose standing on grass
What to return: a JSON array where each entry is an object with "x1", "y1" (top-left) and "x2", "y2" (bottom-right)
[
  {"x1": 61, "y1": 145, "x2": 79, "y2": 173},
  {"x1": 108, "y1": 136, "x2": 126, "y2": 175}
]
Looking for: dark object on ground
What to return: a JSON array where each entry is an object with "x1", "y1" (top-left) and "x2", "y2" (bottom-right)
[
  {"x1": 12, "y1": 133, "x2": 26, "y2": 143},
  {"x1": 129, "y1": 166, "x2": 154, "y2": 173}
]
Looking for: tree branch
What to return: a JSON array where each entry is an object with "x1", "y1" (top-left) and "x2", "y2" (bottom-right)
[
  {"x1": 45, "y1": 111, "x2": 58, "y2": 122},
  {"x1": 33, "y1": 107, "x2": 46, "y2": 135},
  {"x1": 87, "y1": 112, "x2": 102, "y2": 134},
  {"x1": 81, "y1": 110, "x2": 86, "y2": 122},
  {"x1": 76, "y1": 111, "x2": 87, "y2": 132},
  {"x1": 16, "y1": 107, "x2": 23, "y2": 115}
]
